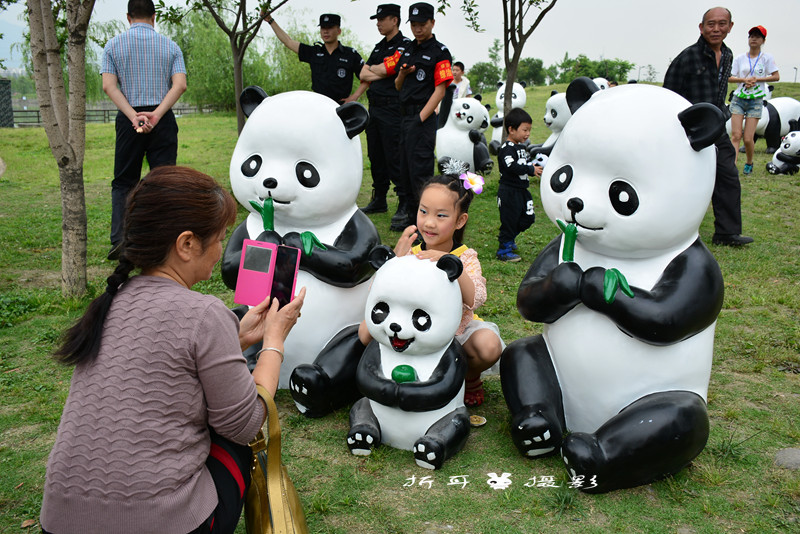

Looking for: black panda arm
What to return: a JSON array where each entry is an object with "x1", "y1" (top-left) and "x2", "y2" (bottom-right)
[
  {"x1": 396, "y1": 341, "x2": 467, "y2": 411},
  {"x1": 517, "y1": 236, "x2": 584, "y2": 323},
  {"x1": 776, "y1": 151, "x2": 800, "y2": 164},
  {"x1": 579, "y1": 239, "x2": 724, "y2": 345},
  {"x1": 220, "y1": 221, "x2": 283, "y2": 291},
  {"x1": 357, "y1": 341, "x2": 467, "y2": 412},
  {"x1": 282, "y1": 211, "x2": 380, "y2": 288}
]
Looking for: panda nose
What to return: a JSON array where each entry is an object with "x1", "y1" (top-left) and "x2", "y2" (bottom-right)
[
  {"x1": 567, "y1": 197, "x2": 584, "y2": 215},
  {"x1": 389, "y1": 323, "x2": 402, "y2": 333},
  {"x1": 263, "y1": 178, "x2": 277, "y2": 189}
]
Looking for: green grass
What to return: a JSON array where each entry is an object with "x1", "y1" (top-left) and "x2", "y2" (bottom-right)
[{"x1": 1, "y1": 84, "x2": 799, "y2": 533}]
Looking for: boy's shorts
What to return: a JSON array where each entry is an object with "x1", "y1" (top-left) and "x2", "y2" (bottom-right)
[{"x1": 730, "y1": 96, "x2": 764, "y2": 119}]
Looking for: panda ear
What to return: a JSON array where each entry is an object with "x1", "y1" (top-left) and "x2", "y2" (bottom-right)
[
  {"x1": 240, "y1": 86, "x2": 268, "y2": 117},
  {"x1": 337, "y1": 102, "x2": 370, "y2": 139},
  {"x1": 436, "y1": 254, "x2": 463, "y2": 282},
  {"x1": 566, "y1": 77, "x2": 599, "y2": 114},
  {"x1": 519, "y1": 81, "x2": 527, "y2": 88},
  {"x1": 550, "y1": 90, "x2": 559, "y2": 96},
  {"x1": 368, "y1": 245, "x2": 396, "y2": 271},
  {"x1": 473, "y1": 94, "x2": 482, "y2": 102},
  {"x1": 496, "y1": 81, "x2": 504, "y2": 88},
  {"x1": 677, "y1": 103, "x2": 725, "y2": 151}
]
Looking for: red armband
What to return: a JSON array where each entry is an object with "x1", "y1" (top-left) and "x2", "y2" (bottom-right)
[
  {"x1": 434, "y1": 60, "x2": 454, "y2": 86},
  {"x1": 384, "y1": 50, "x2": 402, "y2": 76}
]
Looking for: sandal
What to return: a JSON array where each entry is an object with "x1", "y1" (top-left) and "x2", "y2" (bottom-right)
[{"x1": 464, "y1": 378, "x2": 485, "y2": 407}]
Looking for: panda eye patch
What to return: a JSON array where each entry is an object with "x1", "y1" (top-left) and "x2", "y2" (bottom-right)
[
  {"x1": 241, "y1": 155, "x2": 262, "y2": 178},
  {"x1": 462, "y1": 103, "x2": 470, "y2": 109},
  {"x1": 295, "y1": 161, "x2": 320, "y2": 188},
  {"x1": 371, "y1": 302, "x2": 390, "y2": 324},
  {"x1": 467, "y1": 116, "x2": 474, "y2": 123},
  {"x1": 551, "y1": 109, "x2": 557, "y2": 118},
  {"x1": 550, "y1": 165, "x2": 573, "y2": 193},
  {"x1": 609, "y1": 181, "x2": 639, "y2": 216},
  {"x1": 412, "y1": 309, "x2": 432, "y2": 332}
]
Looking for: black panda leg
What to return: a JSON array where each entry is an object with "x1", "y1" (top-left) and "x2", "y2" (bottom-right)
[
  {"x1": 347, "y1": 397, "x2": 381, "y2": 456},
  {"x1": 561, "y1": 390, "x2": 709, "y2": 494},
  {"x1": 289, "y1": 325, "x2": 364, "y2": 418},
  {"x1": 473, "y1": 141, "x2": 494, "y2": 173},
  {"x1": 413, "y1": 407, "x2": 470, "y2": 470},
  {"x1": 500, "y1": 335, "x2": 566, "y2": 458}
]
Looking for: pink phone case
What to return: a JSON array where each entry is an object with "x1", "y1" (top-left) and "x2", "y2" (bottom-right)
[
  {"x1": 234, "y1": 239, "x2": 278, "y2": 306},
  {"x1": 271, "y1": 245, "x2": 301, "y2": 309}
]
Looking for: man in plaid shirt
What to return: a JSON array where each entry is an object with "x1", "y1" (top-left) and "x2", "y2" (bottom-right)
[
  {"x1": 663, "y1": 6, "x2": 753, "y2": 247},
  {"x1": 102, "y1": 0, "x2": 187, "y2": 260}
]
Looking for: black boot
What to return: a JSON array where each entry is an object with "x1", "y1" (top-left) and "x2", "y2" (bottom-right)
[
  {"x1": 360, "y1": 190, "x2": 388, "y2": 214},
  {"x1": 390, "y1": 197, "x2": 413, "y2": 231}
]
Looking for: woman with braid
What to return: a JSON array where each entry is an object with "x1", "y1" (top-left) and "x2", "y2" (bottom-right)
[{"x1": 40, "y1": 166, "x2": 305, "y2": 534}]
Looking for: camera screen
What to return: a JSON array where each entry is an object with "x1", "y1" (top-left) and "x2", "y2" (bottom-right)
[{"x1": 242, "y1": 244, "x2": 273, "y2": 273}]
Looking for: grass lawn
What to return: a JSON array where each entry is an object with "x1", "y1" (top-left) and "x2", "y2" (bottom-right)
[{"x1": 0, "y1": 83, "x2": 798, "y2": 533}]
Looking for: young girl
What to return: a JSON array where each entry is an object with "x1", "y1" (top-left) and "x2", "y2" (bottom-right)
[
  {"x1": 729, "y1": 25, "x2": 780, "y2": 175},
  {"x1": 359, "y1": 173, "x2": 504, "y2": 406}
]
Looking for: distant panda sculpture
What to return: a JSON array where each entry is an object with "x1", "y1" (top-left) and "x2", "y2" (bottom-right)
[
  {"x1": 592, "y1": 77, "x2": 609, "y2": 90},
  {"x1": 223, "y1": 88, "x2": 380, "y2": 417},
  {"x1": 541, "y1": 90, "x2": 572, "y2": 148},
  {"x1": 489, "y1": 81, "x2": 527, "y2": 155},
  {"x1": 436, "y1": 91, "x2": 493, "y2": 173},
  {"x1": 766, "y1": 131, "x2": 800, "y2": 175},
  {"x1": 348, "y1": 247, "x2": 470, "y2": 470},
  {"x1": 761, "y1": 97, "x2": 800, "y2": 153},
  {"x1": 501, "y1": 78, "x2": 725, "y2": 493}
]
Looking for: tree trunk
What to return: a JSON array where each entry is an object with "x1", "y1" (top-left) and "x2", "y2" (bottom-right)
[
  {"x1": 232, "y1": 39, "x2": 245, "y2": 134},
  {"x1": 27, "y1": 0, "x2": 94, "y2": 297}
]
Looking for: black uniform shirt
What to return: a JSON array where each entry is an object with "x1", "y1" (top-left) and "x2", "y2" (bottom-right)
[
  {"x1": 365, "y1": 31, "x2": 412, "y2": 100},
  {"x1": 298, "y1": 41, "x2": 364, "y2": 103},
  {"x1": 394, "y1": 34, "x2": 453, "y2": 105}
]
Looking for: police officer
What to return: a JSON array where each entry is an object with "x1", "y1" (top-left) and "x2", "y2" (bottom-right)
[
  {"x1": 266, "y1": 13, "x2": 365, "y2": 104},
  {"x1": 393, "y1": 2, "x2": 453, "y2": 229},
  {"x1": 357, "y1": 4, "x2": 412, "y2": 222}
]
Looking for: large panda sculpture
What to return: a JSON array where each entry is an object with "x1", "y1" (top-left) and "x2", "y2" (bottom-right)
[
  {"x1": 436, "y1": 91, "x2": 493, "y2": 173},
  {"x1": 223, "y1": 88, "x2": 380, "y2": 416},
  {"x1": 501, "y1": 78, "x2": 725, "y2": 493},
  {"x1": 489, "y1": 81, "x2": 527, "y2": 154},
  {"x1": 348, "y1": 248, "x2": 470, "y2": 470},
  {"x1": 766, "y1": 131, "x2": 800, "y2": 175}
]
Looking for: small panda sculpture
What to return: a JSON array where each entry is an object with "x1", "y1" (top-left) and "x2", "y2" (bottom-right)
[
  {"x1": 223, "y1": 88, "x2": 380, "y2": 416},
  {"x1": 541, "y1": 90, "x2": 572, "y2": 148},
  {"x1": 592, "y1": 77, "x2": 609, "y2": 90},
  {"x1": 501, "y1": 78, "x2": 725, "y2": 493},
  {"x1": 489, "y1": 81, "x2": 527, "y2": 154},
  {"x1": 766, "y1": 131, "x2": 800, "y2": 175},
  {"x1": 348, "y1": 247, "x2": 470, "y2": 470},
  {"x1": 436, "y1": 92, "x2": 493, "y2": 173}
]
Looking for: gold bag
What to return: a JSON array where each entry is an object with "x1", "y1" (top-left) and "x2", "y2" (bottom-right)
[{"x1": 245, "y1": 385, "x2": 309, "y2": 534}]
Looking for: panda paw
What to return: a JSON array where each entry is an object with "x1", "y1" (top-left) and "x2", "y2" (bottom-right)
[
  {"x1": 347, "y1": 425, "x2": 380, "y2": 456},
  {"x1": 413, "y1": 436, "x2": 445, "y2": 470},
  {"x1": 766, "y1": 163, "x2": 779, "y2": 175},
  {"x1": 561, "y1": 432, "x2": 607, "y2": 493},
  {"x1": 289, "y1": 364, "x2": 331, "y2": 418},
  {"x1": 511, "y1": 407, "x2": 560, "y2": 458}
]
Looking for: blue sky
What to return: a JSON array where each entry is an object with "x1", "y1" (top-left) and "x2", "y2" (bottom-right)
[{"x1": 3, "y1": 0, "x2": 799, "y2": 82}]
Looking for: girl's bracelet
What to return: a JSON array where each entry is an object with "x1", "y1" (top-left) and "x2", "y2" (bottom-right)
[{"x1": 256, "y1": 346, "x2": 284, "y2": 363}]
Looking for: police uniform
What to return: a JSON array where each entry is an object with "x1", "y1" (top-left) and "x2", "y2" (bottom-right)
[
  {"x1": 363, "y1": 17, "x2": 412, "y2": 212},
  {"x1": 391, "y1": 27, "x2": 452, "y2": 225}
]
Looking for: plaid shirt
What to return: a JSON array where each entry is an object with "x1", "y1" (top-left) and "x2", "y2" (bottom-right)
[
  {"x1": 101, "y1": 23, "x2": 186, "y2": 107},
  {"x1": 663, "y1": 36, "x2": 733, "y2": 120}
]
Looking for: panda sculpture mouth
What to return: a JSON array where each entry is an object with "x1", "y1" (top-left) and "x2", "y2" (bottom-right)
[
  {"x1": 390, "y1": 334, "x2": 414, "y2": 352},
  {"x1": 258, "y1": 193, "x2": 290, "y2": 205},
  {"x1": 569, "y1": 217, "x2": 603, "y2": 231}
]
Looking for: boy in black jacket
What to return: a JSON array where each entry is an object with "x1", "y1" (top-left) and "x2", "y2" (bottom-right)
[{"x1": 496, "y1": 108, "x2": 542, "y2": 261}]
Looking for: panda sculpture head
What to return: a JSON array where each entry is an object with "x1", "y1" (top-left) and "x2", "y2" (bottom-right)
[
  {"x1": 592, "y1": 77, "x2": 610, "y2": 90},
  {"x1": 448, "y1": 97, "x2": 490, "y2": 133},
  {"x1": 365, "y1": 247, "x2": 463, "y2": 356},
  {"x1": 780, "y1": 131, "x2": 800, "y2": 157},
  {"x1": 543, "y1": 91, "x2": 571, "y2": 134},
  {"x1": 495, "y1": 81, "x2": 527, "y2": 112},
  {"x1": 229, "y1": 88, "x2": 369, "y2": 230},
  {"x1": 541, "y1": 78, "x2": 724, "y2": 258}
]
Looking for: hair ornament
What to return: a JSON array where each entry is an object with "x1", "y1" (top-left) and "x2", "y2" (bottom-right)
[{"x1": 459, "y1": 171, "x2": 485, "y2": 195}]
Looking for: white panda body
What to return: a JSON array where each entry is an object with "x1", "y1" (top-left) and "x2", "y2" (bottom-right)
[
  {"x1": 544, "y1": 240, "x2": 714, "y2": 433},
  {"x1": 436, "y1": 97, "x2": 491, "y2": 171},
  {"x1": 491, "y1": 82, "x2": 527, "y2": 144},
  {"x1": 370, "y1": 345, "x2": 465, "y2": 451},
  {"x1": 539, "y1": 84, "x2": 718, "y2": 433}
]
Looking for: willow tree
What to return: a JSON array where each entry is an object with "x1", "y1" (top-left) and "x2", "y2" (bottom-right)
[{"x1": 26, "y1": 0, "x2": 95, "y2": 296}]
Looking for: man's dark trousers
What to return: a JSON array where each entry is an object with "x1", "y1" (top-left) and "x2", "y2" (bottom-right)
[
  {"x1": 713, "y1": 132, "x2": 743, "y2": 236},
  {"x1": 366, "y1": 102, "x2": 406, "y2": 199},
  {"x1": 110, "y1": 108, "x2": 178, "y2": 246},
  {"x1": 399, "y1": 109, "x2": 437, "y2": 207}
]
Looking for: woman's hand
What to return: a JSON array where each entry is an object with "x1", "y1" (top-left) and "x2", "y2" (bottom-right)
[
  {"x1": 262, "y1": 287, "x2": 306, "y2": 347},
  {"x1": 238, "y1": 287, "x2": 306, "y2": 350},
  {"x1": 393, "y1": 225, "x2": 418, "y2": 257}
]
